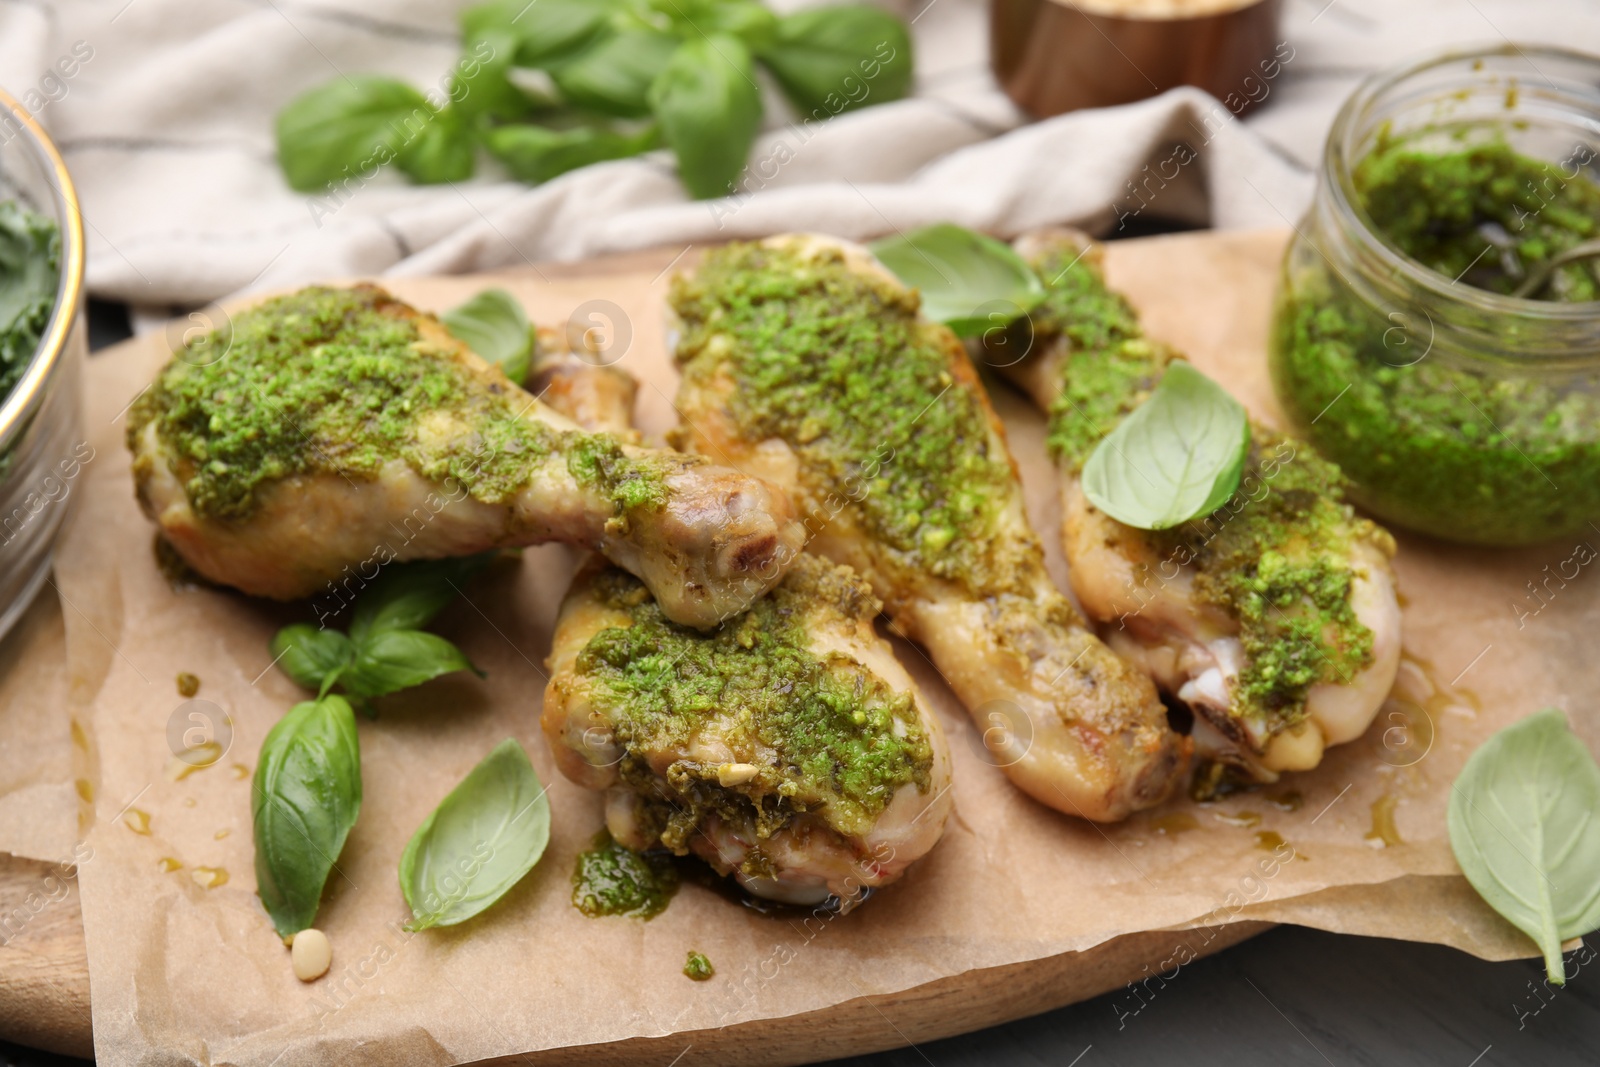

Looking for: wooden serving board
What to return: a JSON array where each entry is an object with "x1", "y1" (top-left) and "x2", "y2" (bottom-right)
[
  {"x1": 0, "y1": 850, "x2": 1266, "y2": 1063},
  {"x1": 4, "y1": 227, "x2": 1534, "y2": 1066}
]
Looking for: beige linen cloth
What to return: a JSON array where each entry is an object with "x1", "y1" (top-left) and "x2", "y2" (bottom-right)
[{"x1": 0, "y1": 0, "x2": 1594, "y2": 314}]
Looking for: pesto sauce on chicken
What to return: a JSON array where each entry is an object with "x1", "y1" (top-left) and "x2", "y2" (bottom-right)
[
  {"x1": 573, "y1": 557, "x2": 933, "y2": 842},
  {"x1": 670, "y1": 243, "x2": 1016, "y2": 591},
  {"x1": 1029, "y1": 248, "x2": 1378, "y2": 729},
  {"x1": 127, "y1": 286, "x2": 665, "y2": 520}
]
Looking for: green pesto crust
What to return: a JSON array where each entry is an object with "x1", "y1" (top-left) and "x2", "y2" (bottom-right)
[
  {"x1": 573, "y1": 556, "x2": 933, "y2": 843},
  {"x1": 670, "y1": 242, "x2": 1017, "y2": 591},
  {"x1": 128, "y1": 285, "x2": 665, "y2": 520},
  {"x1": 1029, "y1": 249, "x2": 1377, "y2": 731},
  {"x1": 1024, "y1": 246, "x2": 1174, "y2": 471},
  {"x1": 1149, "y1": 433, "x2": 1375, "y2": 728}
]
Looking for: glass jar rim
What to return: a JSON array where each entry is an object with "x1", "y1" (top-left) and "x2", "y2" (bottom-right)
[
  {"x1": 1323, "y1": 41, "x2": 1600, "y2": 324},
  {"x1": 0, "y1": 87, "x2": 86, "y2": 455}
]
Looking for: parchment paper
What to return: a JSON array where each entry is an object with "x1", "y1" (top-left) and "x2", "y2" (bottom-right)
[{"x1": 52, "y1": 230, "x2": 1597, "y2": 1067}]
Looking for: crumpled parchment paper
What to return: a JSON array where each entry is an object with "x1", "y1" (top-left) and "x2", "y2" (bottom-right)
[{"x1": 37, "y1": 231, "x2": 1594, "y2": 1067}]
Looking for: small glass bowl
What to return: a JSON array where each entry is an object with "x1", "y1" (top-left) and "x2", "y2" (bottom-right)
[
  {"x1": 0, "y1": 89, "x2": 87, "y2": 642},
  {"x1": 1269, "y1": 45, "x2": 1600, "y2": 547}
]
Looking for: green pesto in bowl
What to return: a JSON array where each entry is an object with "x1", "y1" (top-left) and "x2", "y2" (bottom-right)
[{"x1": 0, "y1": 199, "x2": 60, "y2": 406}]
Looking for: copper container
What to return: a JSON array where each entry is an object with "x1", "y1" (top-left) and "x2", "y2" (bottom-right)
[{"x1": 991, "y1": 0, "x2": 1285, "y2": 118}]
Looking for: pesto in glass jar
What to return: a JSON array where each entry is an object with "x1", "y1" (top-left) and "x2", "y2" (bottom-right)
[{"x1": 1270, "y1": 46, "x2": 1600, "y2": 546}]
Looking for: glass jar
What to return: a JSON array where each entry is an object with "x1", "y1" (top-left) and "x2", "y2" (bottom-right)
[
  {"x1": 0, "y1": 89, "x2": 86, "y2": 641},
  {"x1": 1269, "y1": 45, "x2": 1600, "y2": 547}
]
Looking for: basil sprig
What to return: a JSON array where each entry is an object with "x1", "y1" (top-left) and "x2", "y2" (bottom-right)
[
  {"x1": 253, "y1": 695, "x2": 362, "y2": 937},
  {"x1": 441, "y1": 288, "x2": 534, "y2": 385},
  {"x1": 271, "y1": 556, "x2": 489, "y2": 710},
  {"x1": 273, "y1": 0, "x2": 914, "y2": 200},
  {"x1": 869, "y1": 223, "x2": 1046, "y2": 338},
  {"x1": 1081, "y1": 362, "x2": 1250, "y2": 530},
  {"x1": 399, "y1": 738, "x2": 551, "y2": 930},
  {"x1": 1449, "y1": 707, "x2": 1600, "y2": 983}
]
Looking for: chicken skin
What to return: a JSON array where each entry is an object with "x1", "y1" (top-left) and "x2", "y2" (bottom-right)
[
  {"x1": 535, "y1": 341, "x2": 952, "y2": 906},
  {"x1": 667, "y1": 235, "x2": 1188, "y2": 822},
  {"x1": 997, "y1": 230, "x2": 1402, "y2": 785},
  {"x1": 127, "y1": 285, "x2": 804, "y2": 629}
]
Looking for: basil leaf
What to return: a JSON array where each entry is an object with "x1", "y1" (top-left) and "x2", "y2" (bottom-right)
[
  {"x1": 706, "y1": 1, "x2": 778, "y2": 51},
  {"x1": 552, "y1": 30, "x2": 679, "y2": 118},
  {"x1": 484, "y1": 121, "x2": 661, "y2": 184},
  {"x1": 758, "y1": 5, "x2": 912, "y2": 119},
  {"x1": 395, "y1": 106, "x2": 476, "y2": 184},
  {"x1": 342, "y1": 630, "x2": 480, "y2": 700},
  {"x1": 443, "y1": 289, "x2": 534, "y2": 384},
  {"x1": 462, "y1": 0, "x2": 615, "y2": 68},
  {"x1": 647, "y1": 35, "x2": 762, "y2": 200},
  {"x1": 1449, "y1": 707, "x2": 1600, "y2": 984},
  {"x1": 270, "y1": 624, "x2": 355, "y2": 695},
  {"x1": 348, "y1": 555, "x2": 493, "y2": 647},
  {"x1": 275, "y1": 76, "x2": 430, "y2": 192},
  {"x1": 400, "y1": 737, "x2": 550, "y2": 930},
  {"x1": 869, "y1": 223, "x2": 1046, "y2": 337},
  {"x1": 1081, "y1": 362, "x2": 1249, "y2": 530},
  {"x1": 454, "y1": 31, "x2": 534, "y2": 124},
  {"x1": 252, "y1": 696, "x2": 362, "y2": 937}
]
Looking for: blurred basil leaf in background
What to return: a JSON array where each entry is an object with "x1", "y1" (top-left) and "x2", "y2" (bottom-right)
[
  {"x1": 463, "y1": 0, "x2": 617, "y2": 68},
  {"x1": 687, "y1": 0, "x2": 780, "y2": 51},
  {"x1": 453, "y1": 30, "x2": 537, "y2": 124},
  {"x1": 759, "y1": 6, "x2": 912, "y2": 118},
  {"x1": 276, "y1": 76, "x2": 430, "y2": 192},
  {"x1": 277, "y1": 0, "x2": 914, "y2": 200},
  {"x1": 649, "y1": 34, "x2": 763, "y2": 200},
  {"x1": 395, "y1": 107, "x2": 477, "y2": 184},
  {"x1": 485, "y1": 121, "x2": 662, "y2": 184},
  {"x1": 552, "y1": 31, "x2": 681, "y2": 118}
]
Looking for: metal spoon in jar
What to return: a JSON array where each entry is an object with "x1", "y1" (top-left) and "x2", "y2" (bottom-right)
[{"x1": 1510, "y1": 237, "x2": 1600, "y2": 299}]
